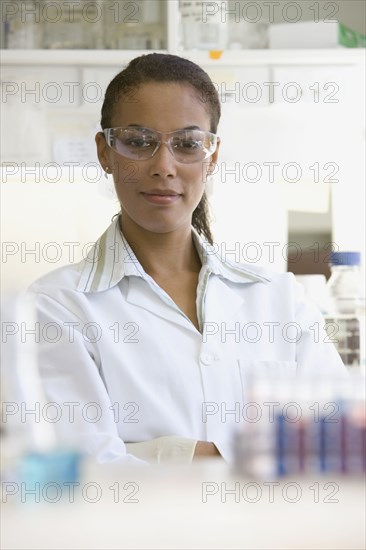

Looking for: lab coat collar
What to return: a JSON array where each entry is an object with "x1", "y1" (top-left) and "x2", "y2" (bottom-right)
[
  {"x1": 77, "y1": 216, "x2": 271, "y2": 293},
  {"x1": 191, "y1": 228, "x2": 271, "y2": 285}
]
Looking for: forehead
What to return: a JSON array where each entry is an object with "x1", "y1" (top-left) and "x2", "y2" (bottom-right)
[{"x1": 111, "y1": 81, "x2": 211, "y2": 131}]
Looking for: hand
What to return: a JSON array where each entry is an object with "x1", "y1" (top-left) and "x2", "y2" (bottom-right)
[{"x1": 193, "y1": 440, "x2": 221, "y2": 459}]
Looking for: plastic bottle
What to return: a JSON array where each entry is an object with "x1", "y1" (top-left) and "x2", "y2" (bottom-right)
[{"x1": 325, "y1": 252, "x2": 365, "y2": 370}]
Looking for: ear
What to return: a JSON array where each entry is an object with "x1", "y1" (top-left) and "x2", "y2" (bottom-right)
[
  {"x1": 213, "y1": 136, "x2": 221, "y2": 162},
  {"x1": 207, "y1": 136, "x2": 221, "y2": 176},
  {"x1": 95, "y1": 132, "x2": 111, "y2": 171}
]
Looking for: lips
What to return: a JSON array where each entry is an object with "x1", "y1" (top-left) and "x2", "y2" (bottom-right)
[
  {"x1": 142, "y1": 189, "x2": 181, "y2": 196},
  {"x1": 140, "y1": 189, "x2": 182, "y2": 205}
]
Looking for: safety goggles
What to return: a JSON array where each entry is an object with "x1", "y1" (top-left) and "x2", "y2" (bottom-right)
[{"x1": 103, "y1": 126, "x2": 218, "y2": 164}]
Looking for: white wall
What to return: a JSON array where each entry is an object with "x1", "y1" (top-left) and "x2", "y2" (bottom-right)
[
  {"x1": 1, "y1": 54, "x2": 365, "y2": 292},
  {"x1": 1, "y1": 177, "x2": 118, "y2": 293}
]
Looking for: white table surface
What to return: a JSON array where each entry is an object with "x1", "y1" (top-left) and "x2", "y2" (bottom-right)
[{"x1": 2, "y1": 459, "x2": 365, "y2": 550}]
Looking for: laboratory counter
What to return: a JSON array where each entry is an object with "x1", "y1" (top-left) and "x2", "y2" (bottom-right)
[{"x1": 1, "y1": 458, "x2": 365, "y2": 550}]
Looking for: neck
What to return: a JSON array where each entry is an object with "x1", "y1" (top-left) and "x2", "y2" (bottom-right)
[{"x1": 119, "y1": 216, "x2": 201, "y2": 276}]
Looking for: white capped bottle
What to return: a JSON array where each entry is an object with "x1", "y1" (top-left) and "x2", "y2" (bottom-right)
[
  {"x1": 327, "y1": 252, "x2": 365, "y2": 313},
  {"x1": 325, "y1": 252, "x2": 365, "y2": 370}
]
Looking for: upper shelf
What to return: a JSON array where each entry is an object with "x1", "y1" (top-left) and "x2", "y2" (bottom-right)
[{"x1": 1, "y1": 48, "x2": 365, "y2": 66}]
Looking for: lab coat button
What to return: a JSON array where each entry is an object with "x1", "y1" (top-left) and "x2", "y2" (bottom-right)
[{"x1": 200, "y1": 352, "x2": 213, "y2": 365}]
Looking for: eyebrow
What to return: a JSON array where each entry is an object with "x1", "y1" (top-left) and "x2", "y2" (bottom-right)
[{"x1": 126, "y1": 124, "x2": 202, "y2": 131}]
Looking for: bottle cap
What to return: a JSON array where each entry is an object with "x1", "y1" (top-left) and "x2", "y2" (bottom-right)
[{"x1": 329, "y1": 251, "x2": 361, "y2": 266}]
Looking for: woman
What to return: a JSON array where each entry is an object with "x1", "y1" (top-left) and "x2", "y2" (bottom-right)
[{"x1": 29, "y1": 53, "x2": 345, "y2": 465}]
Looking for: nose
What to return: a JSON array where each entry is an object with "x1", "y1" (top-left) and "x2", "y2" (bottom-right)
[{"x1": 148, "y1": 141, "x2": 177, "y2": 178}]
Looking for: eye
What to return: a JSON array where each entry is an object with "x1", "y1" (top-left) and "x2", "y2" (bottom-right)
[
  {"x1": 179, "y1": 139, "x2": 201, "y2": 149},
  {"x1": 124, "y1": 137, "x2": 154, "y2": 148},
  {"x1": 123, "y1": 131, "x2": 158, "y2": 149},
  {"x1": 172, "y1": 133, "x2": 203, "y2": 151},
  {"x1": 113, "y1": 128, "x2": 157, "y2": 149}
]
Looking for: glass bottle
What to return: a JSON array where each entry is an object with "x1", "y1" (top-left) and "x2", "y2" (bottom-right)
[
  {"x1": 327, "y1": 252, "x2": 365, "y2": 314},
  {"x1": 4, "y1": 0, "x2": 42, "y2": 49},
  {"x1": 180, "y1": 0, "x2": 229, "y2": 50},
  {"x1": 41, "y1": 0, "x2": 98, "y2": 49},
  {"x1": 325, "y1": 252, "x2": 365, "y2": 370},
  {"x1": 226, "y1": 0, "x2": 268, "y2": 49}
]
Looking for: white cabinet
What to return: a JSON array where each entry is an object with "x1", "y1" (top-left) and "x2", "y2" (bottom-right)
[{"x1": 2, "y1": 0, "x2": 358, "y2": 53}]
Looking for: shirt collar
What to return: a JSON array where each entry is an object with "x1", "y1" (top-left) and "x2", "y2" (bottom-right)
[{"x1": 77, "y1": 216, "x2": 271, "y2": 293}]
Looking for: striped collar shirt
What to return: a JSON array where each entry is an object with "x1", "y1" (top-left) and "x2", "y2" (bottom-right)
[{"x1": 77, "y1": 215, "x2": 270, "y2": 330}]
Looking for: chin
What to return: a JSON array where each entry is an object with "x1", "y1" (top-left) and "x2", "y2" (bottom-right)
[{"x1": 140, "y1": 216, "x2": 192, "y2": 235}]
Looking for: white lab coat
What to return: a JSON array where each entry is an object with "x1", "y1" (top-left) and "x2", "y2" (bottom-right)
[{"x1": 27, "y1": 221, "x2": 346, "y2": 465}]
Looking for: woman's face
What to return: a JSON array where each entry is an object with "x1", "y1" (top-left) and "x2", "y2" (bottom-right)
[{"x1": 96, "y1": 82, "x2": 220, "y2": 236}]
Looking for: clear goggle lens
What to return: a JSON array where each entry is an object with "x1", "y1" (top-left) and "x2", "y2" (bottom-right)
[{"x1": 103, "y1": 127, "x2": 217, "y2": 164}]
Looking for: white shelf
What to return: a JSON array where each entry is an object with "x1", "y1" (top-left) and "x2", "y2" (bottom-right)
[
  {"x1": 1, "y1": 48, "x2": 364, "y2": 66},
  {"x1": 0, "y1": 49, "x2": 166, "y2": 66},
  {"x1": 173, "y1": 48, "x2": 365, "y2": 67}
]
